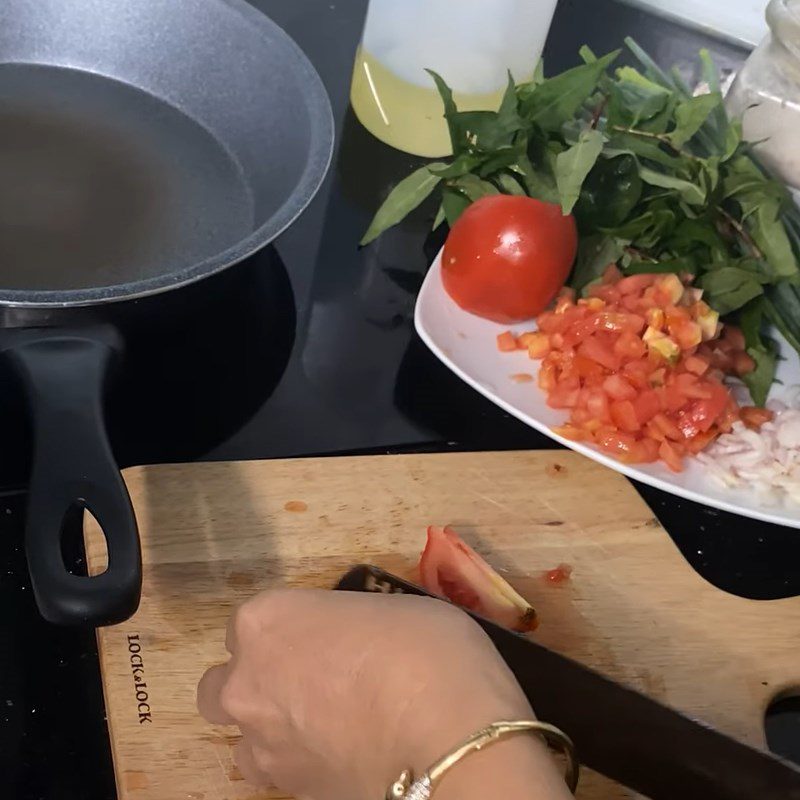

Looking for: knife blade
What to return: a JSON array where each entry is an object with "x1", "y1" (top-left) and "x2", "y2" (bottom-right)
[{"x1": 336, "y1": 565, "x2": 800, "y2": 800}]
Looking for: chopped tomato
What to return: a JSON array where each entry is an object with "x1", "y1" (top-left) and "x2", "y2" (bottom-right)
[
  {"x1": 647, "y1": 308, "x2": 665, "y2": 330},
  {"x1": 623, "y1": 358, "x2": 654, "y2": 389},
  {"x1": 648, "y1": 367, "x2": 666, "y2": 387},
  {"x1": 506, "y1": 270, "x2": 755, "y2": 471},
  {"x1": 733, "y1": 351, "x2": 756, "y2": 377},
  {"x1": 497, "y1": 331, "x2": 517, "y2": 352},
  {"x1": 538, "y1": 362, "x2": 557, "y2": 392},
  {"x1": 553, "y1": 423, "x2": 590, "y2": 441},
  {"x1": 636, "y1": 437, "x2": 661, "y2": 463},
  {"x1": 419, "y1": 526, "x2": 538, "y2": 632},
  {"x1": 677, "y1": 386, "x2": 724, "y2": 439},
  {"x1": 633, "y1": 390, "x2": 661, "y2": 425},
  {"x1": 718, "y1": 400, "x2": 740, "y2": 433},
  {"x1": 595, "y1": 429, "x2": 639, "y2": 457},
  {"x1": 675, "y1": 373, "x2": 712, "y2": 400},
  {"x1": 684, "y1": 355, "x2": 710, "y2": 376},
  {"x1": 706, "y1": 345, "x2": 734, "y2": 373},
  {"x1": 579, "y1": 337, "x2": 621, "y2": 371},
  {"x1": 529, "y1": 341, "x2": 552, "y2": 361},
  {"x1": 724, "y1": 326, "x2": 746, "y2": 351},
  {"x1": 659, "y1": 440, "x2": 684, "y2": 472},
  {"x1": 685, "y1": 428, "x2": 719, "y2": 454},
  {"x1": 740, "y1": 406, "x2": 774, "y2": 430},
  {"x1": 600, "y1": 312, "x2": 646, "y2": 334},
  {"x1": 672, "y1": 319, "x2": 702, "y2": 350},
  {"x1": 558, "y1": 286, "x2": 577, "y2": 305},
  {"x1": 617, "y1": 274, "x2": 656, "y2": 295},
  {"x1": 663, "y1": 380, "x2": 689, "y2": 412},
  {"x1": 603, "y1": 373, "x2": 637, "y2": 401},
  {"x1": 651, "y1": 412, "x2": 684, "y2": 441},
  {"x1": 548, "y1": 383, "x2": 580, "y2": 409},
  {"x1": 615, "y1": 331, "x2": 647, "y2": 360},
  {"x1": 587, "y1": 390, "x2": 611, "y2": 423},
  {"x1": 610, "y1": 400, "x2": 641, "y2": 433},
  {"x1": 518, "y1": 331, "x2": 549, "y2": 358},
  {"x1": 697, "y1": 325, "x2": 752, "y2": 375},
  {"x1": 573, "y1": 353, "x2": 605, "y2": 380},
  {"x1": 677, "y1": 395, "x2": 724, "y2": 439}
]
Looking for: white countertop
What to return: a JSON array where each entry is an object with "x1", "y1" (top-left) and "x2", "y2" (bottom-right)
[{"x1": 620, "y1": 0, "x2": 768, "y2": 46}]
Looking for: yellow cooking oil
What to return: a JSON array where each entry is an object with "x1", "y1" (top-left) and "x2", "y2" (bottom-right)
[{"x1": 350, "y1": 46, "x2": 512, "y2": 158}]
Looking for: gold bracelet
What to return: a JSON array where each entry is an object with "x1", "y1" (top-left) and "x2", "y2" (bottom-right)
[{"x1": 385, "y1": 720, "x2": 579, "y2": 799}]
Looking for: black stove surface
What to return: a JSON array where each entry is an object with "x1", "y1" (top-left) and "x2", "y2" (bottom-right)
[{"x1": 2, "y1": 1, "x2": 798, "y2": 798}]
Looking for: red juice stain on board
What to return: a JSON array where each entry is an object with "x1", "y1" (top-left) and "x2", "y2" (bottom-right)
[
  {"x1": 543, "y1": 563, "x2": 573, "y2": 585},
  {"x1": 284, "y1": 500, "x2": 308, "y2": 513},
  {"x1": 545, "y1": 462, "x2": 567, "y2": 478}
]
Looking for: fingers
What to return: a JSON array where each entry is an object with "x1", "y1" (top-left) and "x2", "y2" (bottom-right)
[
  {"x1": 233, "y1": 739, "x2": 275, "y2": 787},
  {"x1": 196, "y1": 663, "x2": 236, "y2": 725},
  {"x1": 224, "y1": 591, "x2": 283, "y2": 655}
]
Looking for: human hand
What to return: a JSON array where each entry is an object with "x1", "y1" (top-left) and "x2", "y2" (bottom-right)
[{"x1": 197, "y1": 589, "x2": 571, "y2": 800}]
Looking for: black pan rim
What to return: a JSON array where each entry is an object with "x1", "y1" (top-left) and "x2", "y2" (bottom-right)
[{"x1": 0, "y1": 0, "x2": 335, "y2": 309}]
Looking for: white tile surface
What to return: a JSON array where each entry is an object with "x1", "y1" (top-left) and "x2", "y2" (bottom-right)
[{"x1": 619, "y1": 0, "x2": 769, "y2": 46}]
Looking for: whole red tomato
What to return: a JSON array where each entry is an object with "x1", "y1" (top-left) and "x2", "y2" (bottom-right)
[{"x1": 441, "y1": 195, "x2": 578, "y2": 323}]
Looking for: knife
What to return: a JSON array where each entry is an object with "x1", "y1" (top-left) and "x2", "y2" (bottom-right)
[{"x1": 336, "y1": 565, "x2": 800, "y2": 800}]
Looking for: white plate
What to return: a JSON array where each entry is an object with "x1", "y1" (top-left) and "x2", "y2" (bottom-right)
[{"x1": 415, "y1": 250, "x2": 800, "y2": 529}]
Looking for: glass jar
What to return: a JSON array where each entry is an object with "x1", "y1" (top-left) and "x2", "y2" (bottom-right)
[
  {"x1": 726, "y1": 0, "x2": 800, "y2": 189},
  {"x1": 350, "y1": 0, "x2": 559, "y2": 158}
]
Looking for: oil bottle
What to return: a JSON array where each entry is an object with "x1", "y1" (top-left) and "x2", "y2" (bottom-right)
[{"x1": 350, "y1": 0, "x2": 559, "y2": 157}]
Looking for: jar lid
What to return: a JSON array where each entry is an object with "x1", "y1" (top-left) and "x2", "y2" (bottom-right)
[{"x1": 768, "y1": 0, "x2": 800, "y2": 59}]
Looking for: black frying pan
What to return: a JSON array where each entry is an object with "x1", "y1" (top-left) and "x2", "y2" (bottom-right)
[{"x1": 0, "y1": 0, "x2": 334, "y2": 626}]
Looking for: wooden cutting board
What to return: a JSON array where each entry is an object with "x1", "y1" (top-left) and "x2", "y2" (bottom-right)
[{"x1": 85, "y1": 451, "x2": 800, "y2": 800}]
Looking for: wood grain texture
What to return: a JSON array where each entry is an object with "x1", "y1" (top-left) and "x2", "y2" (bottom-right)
[{"x1": 85, "y1": 451, "x2": 800, "y2": 800}]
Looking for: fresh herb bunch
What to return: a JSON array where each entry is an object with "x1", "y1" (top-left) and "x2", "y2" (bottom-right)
[{"x1": 361, "y1": 38, "x2": 800, "y2": 407}]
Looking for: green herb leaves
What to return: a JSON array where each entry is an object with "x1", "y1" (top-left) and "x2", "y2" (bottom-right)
[
  {"x1": 519, "y1": 50, "x2": 620, "y2": 131},
  {"x1": 360, "y1": 164, "x2": 446, "y2": 245},
  {"x1": 738, "y1": 299, "x2": 779, "y2": 407},
  {"x1": 574, "y1": 154, "x2": 642, "y2": 229},
  {"x1": 699, "y1": 268, "x2": 767, "y2": 316},
  {"x1": 362, "y1": 50, "x2": 623, "y2": 244},
  {"x1": 608, "y1": 67, "x2": 671, "y2": 128},
  {"x1": 572, "y1": 235, "x2": 626, "y2": 294},
  {"x1": 638, "y1": 167, "x2": 705, "y2": 206},
  {"x1": 669, "y1": 93, "x2": 723, "y2": 148},
  {"x1": 428, "y1": 70, "x2": 524, "y2": 156},
  {"x1": 360, "y1": 41, "x2": 800, "y2": 405},
  {"x1": 556, "y1": 129, "x2": 604, "y2": 214}
]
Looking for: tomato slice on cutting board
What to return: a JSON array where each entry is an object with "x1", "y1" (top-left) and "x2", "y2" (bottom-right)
[{"x1": 418, "y1": 526, "x2": 538, "y2": 632}]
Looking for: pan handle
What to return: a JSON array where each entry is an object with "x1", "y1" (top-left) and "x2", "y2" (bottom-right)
[{"x1": 4, "y1": 325, "x2": 141, "y2": 626}]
